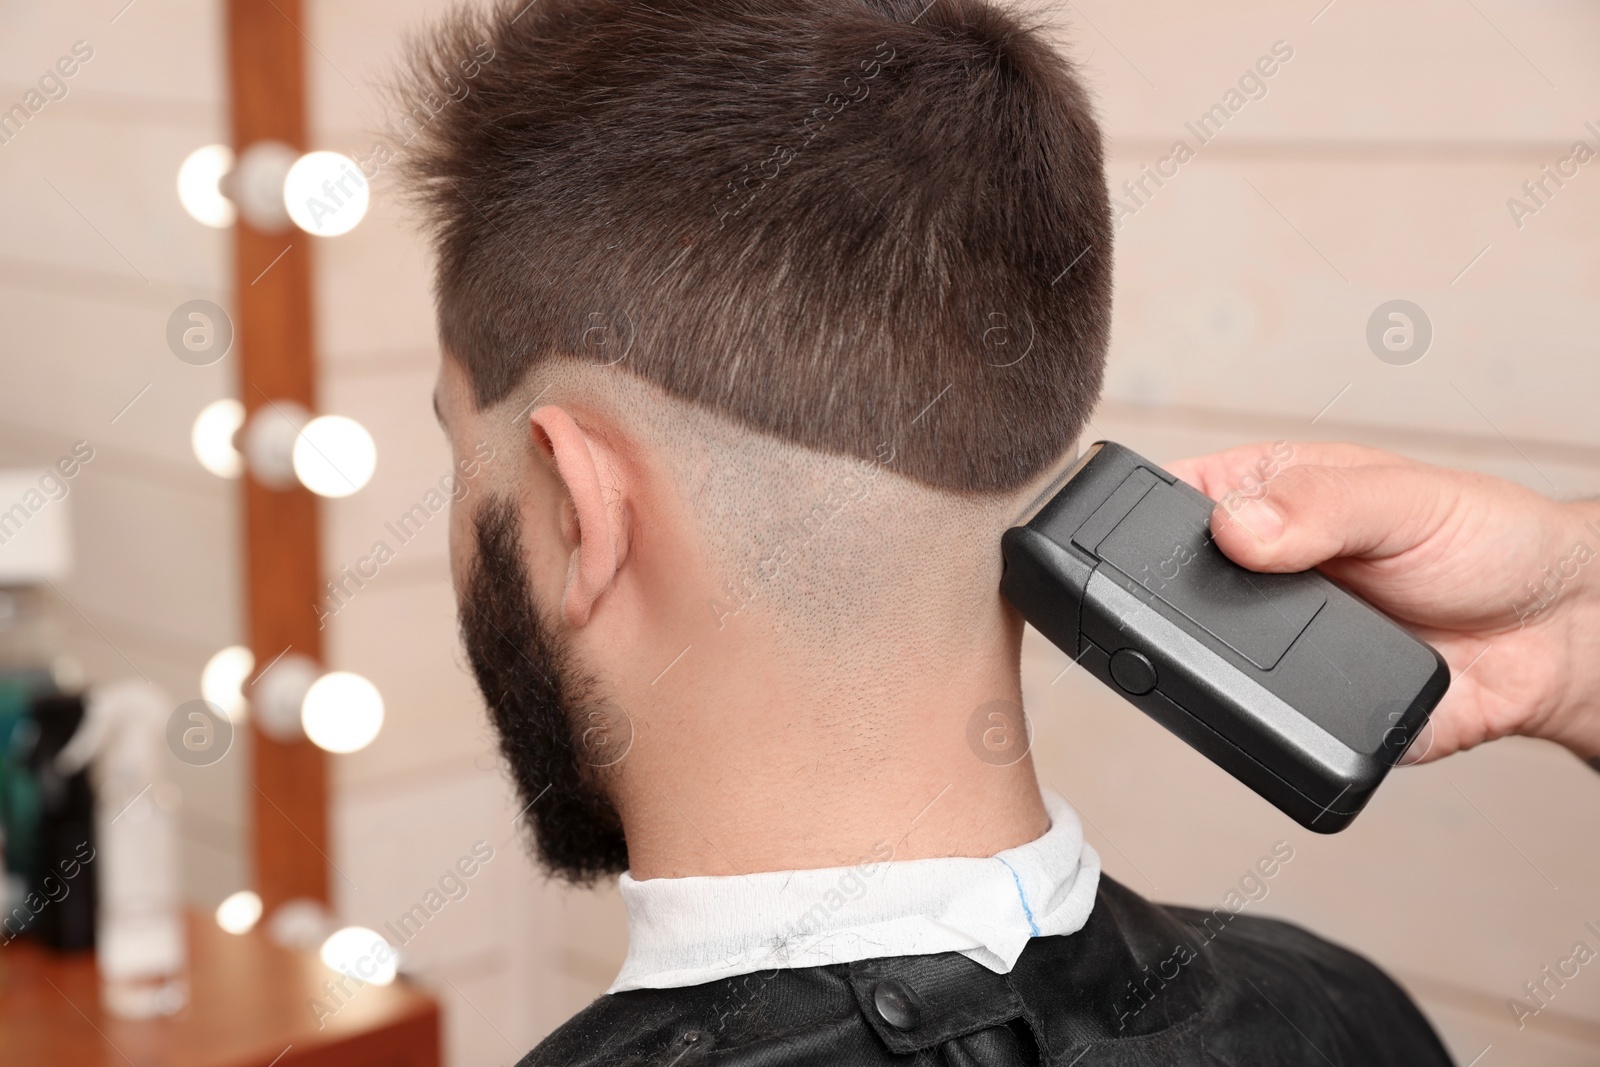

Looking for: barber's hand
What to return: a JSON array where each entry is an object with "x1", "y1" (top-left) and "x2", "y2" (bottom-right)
[{"x1": 1165, "y1": 442, "x2": 1600, "y2": 765}]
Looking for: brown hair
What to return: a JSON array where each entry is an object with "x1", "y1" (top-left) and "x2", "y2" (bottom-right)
[{"x1": 398, "y1": 0, "x2": 1111, "y2": 493}]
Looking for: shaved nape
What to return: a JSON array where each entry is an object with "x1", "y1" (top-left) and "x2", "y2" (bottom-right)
[{"x1": 490, "y1": 360, "x2": 1050, "y2": 670}]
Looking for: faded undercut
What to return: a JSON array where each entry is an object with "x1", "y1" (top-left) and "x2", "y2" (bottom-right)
[{"x1": 397, "y1": 0, "x2": 1111, "y2": 493}]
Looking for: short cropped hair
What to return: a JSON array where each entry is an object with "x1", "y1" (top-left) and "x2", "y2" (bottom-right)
[{"x1": 399, "y1": 0, "x2": 1111, "y2": 493}]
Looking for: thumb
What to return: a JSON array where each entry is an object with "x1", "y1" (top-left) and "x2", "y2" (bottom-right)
[{"x1": 1209, "y1": 461, "x2": 1455, "y2": 573}]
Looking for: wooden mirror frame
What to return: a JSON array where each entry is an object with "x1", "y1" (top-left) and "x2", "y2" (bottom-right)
[{"x1": 227, "y1": 0, "x2": 329, "y2": 911}]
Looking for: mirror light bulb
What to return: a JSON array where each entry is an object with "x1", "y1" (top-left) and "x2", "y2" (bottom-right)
[
  {"x1": 178, "y1": 144, "x2": 236, "y2": 228},
  {"x1": 215, "y1": 890, "x2": 263, "y2": 935},
  {"x1": 284, "y1": 151, "x2": 369, "y2": 237},
  {"x1": 292, "y1": 415, "x2": 376, "y2": 498},
  {"x1": 233, "y1": 141, "x2": 297, "y2": 231},
  {"x1": 302, "y1": 671, "x2": 383, "y2": 754},
  {"x1": 266, "y1": 897, "x2": 332, "y2": 951},
  {"x1": 254, "y1": 652, "x2": 319, "y2": 743},
  {"x1": 320, "y1": 926, "x2": 397, "y2": 986},
  {"x1": 201, "y1": 645, "x2": 254, "y2": 723},
  {"x1": 192, "y1": 399, "x2": 246, "y2": 479}
]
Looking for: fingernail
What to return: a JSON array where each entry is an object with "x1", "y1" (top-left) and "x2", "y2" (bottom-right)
[{"x1": 1231, "y1": 499, "x2": 1284, "y2": 544}]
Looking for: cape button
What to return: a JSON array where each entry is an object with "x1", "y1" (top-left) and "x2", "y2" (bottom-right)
[{"x1": 872, "y1": 979, "x2": 924, "y2": 1031}]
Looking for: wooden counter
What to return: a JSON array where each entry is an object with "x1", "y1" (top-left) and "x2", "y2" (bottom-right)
[{"x1": 0, "y1": 912, "x2": 439, "y2": 1067}]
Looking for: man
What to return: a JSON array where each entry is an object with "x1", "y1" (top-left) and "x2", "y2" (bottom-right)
[{"x1": 402, "y1": 0, "x2": 1453, "y2": 1062}]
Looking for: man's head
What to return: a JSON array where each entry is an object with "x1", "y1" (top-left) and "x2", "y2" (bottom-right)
[{"x1": 403, "y1": 0, "x2": 1111, "y2": 882}]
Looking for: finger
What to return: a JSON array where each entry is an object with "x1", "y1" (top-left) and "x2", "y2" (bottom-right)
[
  {"x1": 1163, "y1": 456, "x2": 1218, "y2": 494},
  {"x1": 1208, "y1": 460, "x2": 1457, "y2": 573},
  {"x1": 1392, "y1": 631, "x2": 1478, "y2": 765},
  {"x1": 1164, "y1": 442, "x2": 1282, "y2": 497},
  {"x1": 1165, "y1": 440, "x2": 1397, "y2": 499}
]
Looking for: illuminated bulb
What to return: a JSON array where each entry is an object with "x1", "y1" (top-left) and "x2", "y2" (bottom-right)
[
  {"x1": 320, "y1": 926, "x2": 397, "y2": 986},
  {"x1": 292, "y1": 415, "x2": 376, "y2": 498},
  {"x1": 191, "y1": 399, "x2": 246, "y2": 478},
  {"x1": 215, "y1": 890, "x2": 263, "y2": 935},
  {"x1": 284, "y1": 151, "x2": 369, "y2": 237},
  {"x1": 177, "y1": 145, "x2": 237, "y2": 228},
  {"x1": 242, "y1": 401, "x2": 310, "y2": 490},
  {"x1": 253, "y1": 652, "x2": 319, "y2": 743},
  {"x1": 201, "y1": 645, "x2": 254, "y2": 723},
  {"x1": 301, "y1": 671, "x2": 383, "y2": 754},
  {"x1": 233, "y1": 140, "x2": 297, "y2": 231},
  {"x1": 267, "y1": 897, "x2": 332, "y2": 950}
]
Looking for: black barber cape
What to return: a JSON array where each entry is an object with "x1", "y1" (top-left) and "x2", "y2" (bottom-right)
[{"x1": 519, "y1": 877, "x2": 1453, "y2": 1066}]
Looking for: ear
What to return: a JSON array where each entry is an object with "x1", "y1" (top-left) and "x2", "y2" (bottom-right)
[{"x1": 528, "y1": 405, "x2": 630, "y2": 627}]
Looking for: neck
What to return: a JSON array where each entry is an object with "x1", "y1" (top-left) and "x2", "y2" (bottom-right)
[
  {"x1": 609, "y1": 602, "x2": 1051, "y2": 881},
  {"x1": 582, "y1": 420, "x2": 1065, "y2": 880}
]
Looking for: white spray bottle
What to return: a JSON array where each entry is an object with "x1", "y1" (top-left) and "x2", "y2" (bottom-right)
[{"x1": 56, "y1": 679, "x2": 186, "y2": 1018}]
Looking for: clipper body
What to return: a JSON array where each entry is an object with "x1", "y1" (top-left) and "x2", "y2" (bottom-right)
[{"x1": 1002, "y1": 442, "x2": 1449, "y2": 832}]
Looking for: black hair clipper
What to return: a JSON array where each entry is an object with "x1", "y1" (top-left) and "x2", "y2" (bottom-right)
[{"x1": 1001, "y1": 442, "x2": 1449, "y2": 832}]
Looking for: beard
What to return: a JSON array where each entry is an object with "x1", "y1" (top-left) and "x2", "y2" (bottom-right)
[{"x1": 457, "y1": 494, "x2": 629, "y2": 883}]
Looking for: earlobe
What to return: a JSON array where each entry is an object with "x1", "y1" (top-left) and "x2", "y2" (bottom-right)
[{"x1": 529, "y1": 405, "x2": 627, "y2": 626}]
